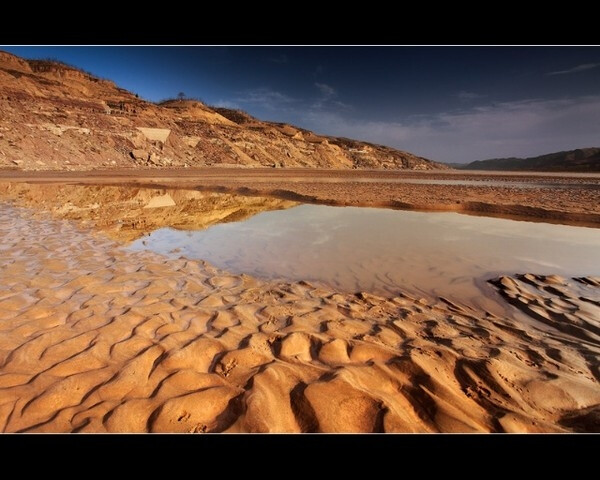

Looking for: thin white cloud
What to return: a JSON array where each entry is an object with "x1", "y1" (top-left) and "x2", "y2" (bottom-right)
[
  {"x1": 301, "y1": 95, "x2": 600, "y2": 163},
  {"x1": 456, "y1": 91, "x2": 486, "y2": 100},
  {"x1": 311, "y1": 82, "x2": 352, "y2": 112},
  {"x1": 234, "y1": 88, "x2": 296, "y2": 110},
  {"x1": 315, "y1": 82, "x2": 336, "y2": 97},
  {"x1": 547, "y1": 63, "x2": 600, "y2": 75},
  {"x1": 212, "y1": 100, "x2": 240, "y2": 109}
]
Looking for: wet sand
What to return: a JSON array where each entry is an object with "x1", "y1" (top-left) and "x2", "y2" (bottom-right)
[
  {"x1": 2, "y1": 168, "x2": 600, "y2": 227},
  {"x1": 0, "y1": 192, "x2": 599, "y2": 432}
]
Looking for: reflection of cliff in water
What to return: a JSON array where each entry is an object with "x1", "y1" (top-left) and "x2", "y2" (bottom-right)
[{"x1": 0, "y1": 183, "x2": 298, "y2": 242}]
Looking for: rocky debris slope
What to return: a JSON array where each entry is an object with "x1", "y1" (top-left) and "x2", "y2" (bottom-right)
[{"x1": 0, "y1": 51, "x2": 446, "y2": 171}]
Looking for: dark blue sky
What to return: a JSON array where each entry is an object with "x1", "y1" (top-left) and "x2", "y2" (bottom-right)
[{"x1": 2, "y1": 46, "x2": 599, "y2": 163}]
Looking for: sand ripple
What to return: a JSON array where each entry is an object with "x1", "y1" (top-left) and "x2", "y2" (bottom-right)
[{"x1": 0, "y1": 204, "x2": 598, "y2": 432}]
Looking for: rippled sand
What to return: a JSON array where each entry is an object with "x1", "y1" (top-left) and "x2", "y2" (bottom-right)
[{"x1": 0, "y1": 204, "x2": 598, "y2": 432}]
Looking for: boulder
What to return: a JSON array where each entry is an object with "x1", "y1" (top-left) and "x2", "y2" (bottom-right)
[{"x1": 130, "y1": 149, "x2": 148, "y2": 161}]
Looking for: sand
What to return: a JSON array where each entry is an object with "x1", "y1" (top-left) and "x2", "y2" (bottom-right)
[
  {"x1": 1, "y1": 168, "x2": 599, "y2": 227},
  {"x1": 0, "y1": 200, "x2": 599, "y2": 432}
]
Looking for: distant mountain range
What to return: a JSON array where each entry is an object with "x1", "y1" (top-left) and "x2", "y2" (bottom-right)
[{"x1": 453, "y1": 148, "x2": 600, "y2": 172}]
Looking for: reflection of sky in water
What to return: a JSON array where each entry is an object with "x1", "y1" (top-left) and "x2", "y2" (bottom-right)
[
  {"x1": 128, "y1": 205, "x2": 600, "y2": 309},
  {"x1": 362, "y1": 178, "x2": 600, "y2": 189},
  {"x1": 235, "y1": 176, "x2": 600, "y2": 189}
]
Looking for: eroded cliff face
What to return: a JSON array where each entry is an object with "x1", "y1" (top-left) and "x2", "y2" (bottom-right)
[{"x1": 0, "y1": 51, "x2": 447, "y2": 171}]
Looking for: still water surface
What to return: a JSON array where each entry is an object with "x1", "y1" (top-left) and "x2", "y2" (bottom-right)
[{"x1": 129, "y1": 205, "x2": 600, "y2": 311}]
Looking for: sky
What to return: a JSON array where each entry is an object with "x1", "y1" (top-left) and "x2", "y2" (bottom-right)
[{"x1": 2, "y1": 46, "x2": 599, "y2": 163}]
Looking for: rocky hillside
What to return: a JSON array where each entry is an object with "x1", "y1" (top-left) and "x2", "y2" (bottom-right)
[
  {"x1": 462, "y1": 148, "x2": 600, "y2": 172},
  {"x1": 0, "y1": 51, "x2": 445, "y2": 171}
]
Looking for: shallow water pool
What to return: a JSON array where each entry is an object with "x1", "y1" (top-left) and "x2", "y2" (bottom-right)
[{"x1": 128, "y1": 204, "x2": 600, "y2": 311}]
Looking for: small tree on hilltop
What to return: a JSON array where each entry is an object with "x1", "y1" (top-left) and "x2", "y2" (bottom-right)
[{"x1": 177, "y1": 92, "x2": 186, "y2": 101}]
